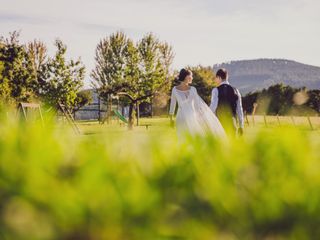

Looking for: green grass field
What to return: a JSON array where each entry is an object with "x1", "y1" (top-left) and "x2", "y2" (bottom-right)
[
  {"x1": 77, "y1": 115, "x2": 320, "y2": 136},
  {"x1": 1, "y1": 111, "x2": 320, "y2": 239}
]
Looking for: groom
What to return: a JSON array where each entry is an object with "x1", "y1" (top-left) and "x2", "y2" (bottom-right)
[{"x1": 210, "y1": 68, "x2": 244, "y2": 136}]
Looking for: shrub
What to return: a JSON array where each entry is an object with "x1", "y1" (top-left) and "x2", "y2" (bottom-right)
[{"x1": 0, "y1": 111, "x2": 319, "y2": 239}]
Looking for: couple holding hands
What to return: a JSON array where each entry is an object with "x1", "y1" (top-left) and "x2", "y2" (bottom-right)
[{"x1": 169, "y1": 68, "x2": 244, "y2": 139}]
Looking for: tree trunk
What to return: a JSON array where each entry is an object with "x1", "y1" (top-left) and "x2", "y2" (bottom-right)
[
  {"x1": 151, "y1": 98, "x2": 154, "y2": 118},
  {"x1": 98, "y1": 97, "x2": 101, "y2": 123},
  {"x1": 136, "y1": 101, "x2": 140, "y2": 126},
  {"x1": 128, "y1": 103, "x2": 134, "y2": 130},
  {"x1": 107, "y1": 97, "x2": 112, "y2": 124}
]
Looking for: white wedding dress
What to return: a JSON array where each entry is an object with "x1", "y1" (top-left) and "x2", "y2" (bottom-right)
[{"x1": 169, "y1": 86, "x2": 226, "y2": 139}]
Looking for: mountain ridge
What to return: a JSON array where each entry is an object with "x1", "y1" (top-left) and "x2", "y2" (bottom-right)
[{"x1": 213, "y1": 59, "x2": 320, "y2": 94}]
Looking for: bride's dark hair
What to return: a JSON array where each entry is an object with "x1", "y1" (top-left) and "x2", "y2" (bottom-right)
[{"x1": 176, "y1": 68, "x2": 192, "y2": 82}]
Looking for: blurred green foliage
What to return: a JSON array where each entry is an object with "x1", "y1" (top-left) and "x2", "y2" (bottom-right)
[{"x1": 0, "y1": 109, "x2": 320, "y2": 240}]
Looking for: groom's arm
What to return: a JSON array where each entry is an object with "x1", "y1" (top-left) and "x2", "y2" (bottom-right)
[
  {"x1": 236, "y1": 89, "x2": 244, "y2": 129},
  {"x1": 210, "y1": 88, "x2": 218, "y2": 114}
]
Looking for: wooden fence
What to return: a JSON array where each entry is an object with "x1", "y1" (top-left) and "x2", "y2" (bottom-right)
[{"x1": 245, "y1": 113, "x2": 320, "y2": 130}]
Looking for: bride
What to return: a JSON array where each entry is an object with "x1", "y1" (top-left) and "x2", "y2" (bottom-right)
[{"x1": 169, "y1": 68, "x2": 226, "y2": 139}]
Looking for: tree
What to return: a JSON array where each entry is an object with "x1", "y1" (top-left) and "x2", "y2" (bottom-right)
[
  {"x1": 242, "y1": 84, "x2": 320, "y2": 116},
  {"x1": 26, "y1": 39, "x2": 48, "y2": 95},
  {"x1": 137, "y1": 33, "x2": 174, "y2": 117},
  {"x1": 0, "y1": 32, "x2": 85, "y2": 110},
  {"x1": 0, "y1": 31, "x2": 35, "y2": 103},
  {"x1": 306, "y1": 90, "x2": 320, "y2": 113},
  {"x1": 92, "y1": 32, "x2": 174, "y2": 129},
  {"x1": 73, "y1": 89, "x2": 93, "y2": 113},
  {"x1": 91, "y1": 32, "x2": 130, "y2": 98},
  {"x1": 242, "y1": 91, "x2": 259, "y2": 114},
  {"x1": 0, "y1": 59, "x2": 10, "y2": 103},
  {"x1": 41, "y1": 39, "x2": 85, "y2": 110},
  {"x1": 188, "y1": 66, "x2": 216, "y2": 104},
  {"x1": 91, "y1": 32, "x2": 134, "y2": 123}
]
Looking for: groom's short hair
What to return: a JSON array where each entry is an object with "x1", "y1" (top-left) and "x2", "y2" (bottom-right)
[{"x1": 216, "y1": 68, "x2": 228, "y2": 80}]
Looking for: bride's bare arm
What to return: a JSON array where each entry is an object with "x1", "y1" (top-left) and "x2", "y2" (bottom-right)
[{"x1": 169, "y1": 88, "x2": 177, "y2": 127}]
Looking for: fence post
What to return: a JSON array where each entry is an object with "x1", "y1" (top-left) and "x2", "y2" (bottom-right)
[
  {"x1": 252, "y1": 103, "x2": 258, "y2": 126},
  {"x1": 98, "y1": 97, "x2": 101, "y2": 123},
  {"x1": 290, "y1": 116, "x2": 296, "y2": 126},
  {"x1": 276, "y1": 114, "x2": 281, "y2": 126},
  {"x1": 264, "y1": 114, "x2": 268, "y2": 127},
  {"x1": 244, "y1": 111, "x2": 250, "y2": 126},
  {"x1": 307, "y1": 116, "x2": 314, "y2": 130}
]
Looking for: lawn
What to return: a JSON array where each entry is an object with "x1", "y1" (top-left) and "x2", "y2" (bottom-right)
[{"x1": 77, "y1": 115, "x2": 320, "y2": 135}]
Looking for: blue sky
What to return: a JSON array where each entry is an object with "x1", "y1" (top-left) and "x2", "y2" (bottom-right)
[{"x1": 1, "y1": 0, "x2": 319, "y2": 86}]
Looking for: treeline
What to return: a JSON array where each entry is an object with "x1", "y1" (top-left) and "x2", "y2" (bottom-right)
[
  {"x1": 242, "y1": 84, "x2": 320, "y2": 116},
  {"x1": 0, "y1": 31, "x2": 90, "y2": 111},
  {"x1": 175, "y1": 69, "x2": 320, "y2": 116},
  {"x1": 0, "y1": 31, "x2": 175, "y2": 127}
]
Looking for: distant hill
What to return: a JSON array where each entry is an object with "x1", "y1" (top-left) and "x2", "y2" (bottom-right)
[{"x1": 213, "y1": 59, "x2": 320, "y2": 94}]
